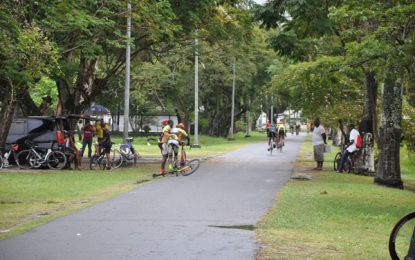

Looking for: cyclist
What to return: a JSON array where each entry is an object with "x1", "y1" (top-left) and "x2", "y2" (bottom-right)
[
  {"x1": 159, "y1": 120, "x2": 173, "y2": 174},
  {"x1": 99, "y1": 125, "x2": 112, "y2": 170},
  {"x1": 337, "y1": 123, "x2": 359, "y2": 173},
  {"x1": 277, "y1": 121, "x2": 286, "y2": 147},
  {"x1": 176, "y1": 123, "x2": 191, "y2": 165},
  {"x1": 267, "y1": 120, "x2": 277, "y2": 151}
]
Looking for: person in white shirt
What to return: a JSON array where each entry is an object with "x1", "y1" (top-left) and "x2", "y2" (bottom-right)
[
  {"x1": 337, "y1": 123, "x2": 360, "y2": 173},
  {"x1": 312, "y1": 118, "x2": 327, "y2": 170}
]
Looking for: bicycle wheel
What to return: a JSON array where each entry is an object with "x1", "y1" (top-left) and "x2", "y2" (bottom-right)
[
  {"x1": 0, "y1": 156, "x2": 4, "y2": 170},
  {"x1": 343, "y1": 159, "x2": 352, "y2": 173},
  {"x1": 180, "y1": 159, "x2": 201, "y2": 176},
  {"x1": 333, "y1": 152, "x2": 342, "y2": 171},
  {"x1": 16, "y1": 150, "x2": 34, "y2": 169},
  {"x1": 47, "y1": 151, "x2": 67, "y2": 170},
  {"x1": 90, "y1": 155, "x2": 100, "y2": 170},
  {"x1": 166, "y1": 150, "x2": 175, "y2": 172},
  {"x1": 110, "y1": 149, "x2": 123, "y2": 169},
  {"x1": 389, "y1": 211, "x2": 415, "y2": 260}
]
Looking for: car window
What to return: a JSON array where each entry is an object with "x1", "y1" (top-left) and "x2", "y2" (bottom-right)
[
  {"x1": 28, "y1": 119, "x2": 54, "y2": 133},
  {"x1": 9, "y1": 120, "x2": 26, "y2": 135}
]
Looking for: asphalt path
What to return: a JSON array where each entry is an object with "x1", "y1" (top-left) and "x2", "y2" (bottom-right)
[{"x1": 0, "y1": 133, "x2": 306, "y2": 260}]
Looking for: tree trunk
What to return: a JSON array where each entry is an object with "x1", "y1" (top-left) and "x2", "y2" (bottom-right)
[
  {"x1": 0, "y1": 99, "x2": 18, "y2": 147},
  {"x1": 374, "y1": 73, "x2": 403, "y2": 189},
  {"x1": 358, "y1": 71, "x2": 377, "y2": 174}
]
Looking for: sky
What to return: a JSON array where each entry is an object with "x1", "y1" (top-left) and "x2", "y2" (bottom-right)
[{"x1": 254, "y1": 0, "x2": 267, "y2": 5}]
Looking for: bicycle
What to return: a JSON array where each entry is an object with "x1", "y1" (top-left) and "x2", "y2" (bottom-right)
[
  {"x1": 152, "y1": 141, "x2": 200, "y2": 178},
  {"x1": 0, "y1": 144, "x2": 22, "y2": 169},
  {"x1": 16, "y1": 140, "x2": 67, "y2": 170},
  {"x1": 389, "y1": 211, "x2": 415, "y2": 260},
  {"x1": 276, "y1": 136, "x2": 283, "y2": 152},
  {"x1": 268, "y1": 137, "x2": 276, "y2": 155},
  {"x1": 333, "y1": 144, "x2": 361, "y2": 173},
  {"x1": 111, "y1": 137, "x2": 141, "y2": 168},
  {"x1": 90, "y1": 142, "x2": 122, "y2": 170}
]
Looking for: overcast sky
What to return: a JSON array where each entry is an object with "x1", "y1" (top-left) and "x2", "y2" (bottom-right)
[{"x1": 254, "y1": 0, "x2": 267, "y2": 5}]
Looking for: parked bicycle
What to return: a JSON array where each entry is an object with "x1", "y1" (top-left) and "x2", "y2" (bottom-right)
[
  {"x1": 16, "y1": 140, "x2": 67, "y2": 170},
  {"x1": 153, "y1": 142, "x2": 200, "y2": 178},
  {"x1": 0, "y1": 144, "x2": 21, "y2": 169},
  {"x1": 389, "y1": 211, "x2": 415, "y2": 260}
]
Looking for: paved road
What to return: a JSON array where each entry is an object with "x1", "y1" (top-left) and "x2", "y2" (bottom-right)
[{"x1": 0, "y1": 134, "x2": 306, "y2": 260}]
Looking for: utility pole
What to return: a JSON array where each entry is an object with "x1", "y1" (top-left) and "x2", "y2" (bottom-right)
[
  {"x1": 246, "y1": 97, "x2": 251, "y2": 137},
  {"x1": 193, "y1": 38, "x2": 200, "y2": 147},
  {"x1": 271, "y1": 96, "x2": 274, "y2": 123},
  {"x1": 229, "y1": 61, "x2": 236, "y2": 140},
  {"x1": 123, "y1": 2, "x2": 131, "y2": 142}
]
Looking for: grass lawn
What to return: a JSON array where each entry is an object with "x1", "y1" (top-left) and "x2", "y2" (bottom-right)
[
  {"x1": 0, "y1": 131, "x2": 266, "y2": 240},
  {"x1": 256, "y1": 137, "x2": 415, "y2": 259}
]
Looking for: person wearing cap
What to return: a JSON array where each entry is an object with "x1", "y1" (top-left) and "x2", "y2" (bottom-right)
[{"x1": 337, "y1": 123, "x2": 359, "y2": 173}]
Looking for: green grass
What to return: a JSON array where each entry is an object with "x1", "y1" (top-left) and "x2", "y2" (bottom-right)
[
  {"x1": 256, "y1": 138, "x2": 415, "y2": 259},
  {"x1": 0, "y1": 132, "x2": 266, "y2": 240},
  {"x1": 0, "y1": 165, "x2": 157, "y2": 240}
]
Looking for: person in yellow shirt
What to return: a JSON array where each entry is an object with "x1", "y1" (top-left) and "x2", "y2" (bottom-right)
[
  {"x1": 159, "y1": 120, "x2": 173, "y2": 174},
  {"x1": 277, "y1": 121, "x2": 286, "y2": 147},
  {"x1": 95, "y1": 119, "x2": 109, "y2": 155}
]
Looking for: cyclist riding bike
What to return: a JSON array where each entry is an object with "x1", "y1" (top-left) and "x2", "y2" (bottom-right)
[
  {"x1": 277, "y1": 121, "x2": 286, "y2": 147},
  {"x1": 267, "y1": 120, "x2": 277, "y2": 151}
]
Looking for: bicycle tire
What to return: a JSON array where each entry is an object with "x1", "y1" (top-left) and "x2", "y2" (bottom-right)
[
  {"x1": 90, "y1": 155, "x2": 100, "y2": 170},
  {"x1": 180, "y1": 159, "x2": 201, "y2": 176},
  {"x1": 16, "y1": 150, "x2": 33, "y2": 169},
  {"x1": 99, "y1": 157, "x2": 107, "y2": 170},
  {"x1": 343, "y1": 159, "x2": 352, "y2": 173},
  {"x1": 333, "y1": 152, "x2": 342, "y2": 171},
  {"x1": 389, "y1": 211, "x2": 415, "y2": 260},
  {"x1": 110, "y1": 149, "x2": 123, "y2": 169},
  {"x1": 166, "y1": 149, "x2": 175, "y2": 172},
  {"x1": 47, "y1": 151, "x2": 67, "y2": 170}
]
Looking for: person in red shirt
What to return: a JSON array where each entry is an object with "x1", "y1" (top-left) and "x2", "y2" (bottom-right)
[{"x1": 80, "y1": 120, "x2": 94, "y2": 158}]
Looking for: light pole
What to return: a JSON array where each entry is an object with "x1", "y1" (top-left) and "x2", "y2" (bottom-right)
[
  {"x1": 123, "y1": 3, "x2": 131, "y2": 142},
  {"x1": 228, "y1": 61, "x2": 236, "y2": 140},
  {"x1": 193, "y1": 37, "x2": 200, "y2": 147}
]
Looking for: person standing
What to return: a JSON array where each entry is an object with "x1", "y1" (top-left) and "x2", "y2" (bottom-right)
[
  {"x1": 312, "y1": 118, "x2": 327, "y2": 170},
  {"x1": 80, "y1": 120, "x2": 94, "y2": 158},
  {"x1": 99, "y1": 124, "x2": 112, "y2": 170},
  {"x1": 337, "y1": 123, "x2": 359, "y2": 173}
]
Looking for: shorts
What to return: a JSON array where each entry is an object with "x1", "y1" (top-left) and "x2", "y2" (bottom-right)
[
  {"x1": 313, "y1": 144, "x2": 325, "y2": 162},
  {"x1": 268, "y1": 132, "x2": 276, "y2": 138},
  {"x1": 101, "y1": 143, "x2": 112, "y2": 154},
  {"x1": 278, "y1": 130, "x2": 285, "y2": 138}
]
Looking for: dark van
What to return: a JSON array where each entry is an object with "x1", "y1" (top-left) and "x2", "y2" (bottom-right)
[{"x1": 6, "y1": 116, "x2": 79, "y2": 150}]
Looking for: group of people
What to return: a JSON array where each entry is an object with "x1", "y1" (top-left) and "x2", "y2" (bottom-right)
[
  {"x1": 58, "y1": 119, "x2": 112, "y2": 170},
  {"x1": 311, "y1": 118, "x2": 360, "y2": 172},
  {"x1": 266, "y1": 119, "x2": 286, "y2": 150},
  {"x1": 158, "y1": 120, "x2": 190, "y2": 174}
]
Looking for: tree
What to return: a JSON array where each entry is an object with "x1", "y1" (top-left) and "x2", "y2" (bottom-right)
[
  {"x1": 256, "y1": 0, "x2": 415, "y2": 187},
  {"x1": 0, "y1": 2, "x2": 58, "y2": 147}
]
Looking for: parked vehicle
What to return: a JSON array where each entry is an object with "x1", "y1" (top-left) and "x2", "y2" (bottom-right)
[{"x1": 6, "y1": 115, "x2": 82, "y2": 151}]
